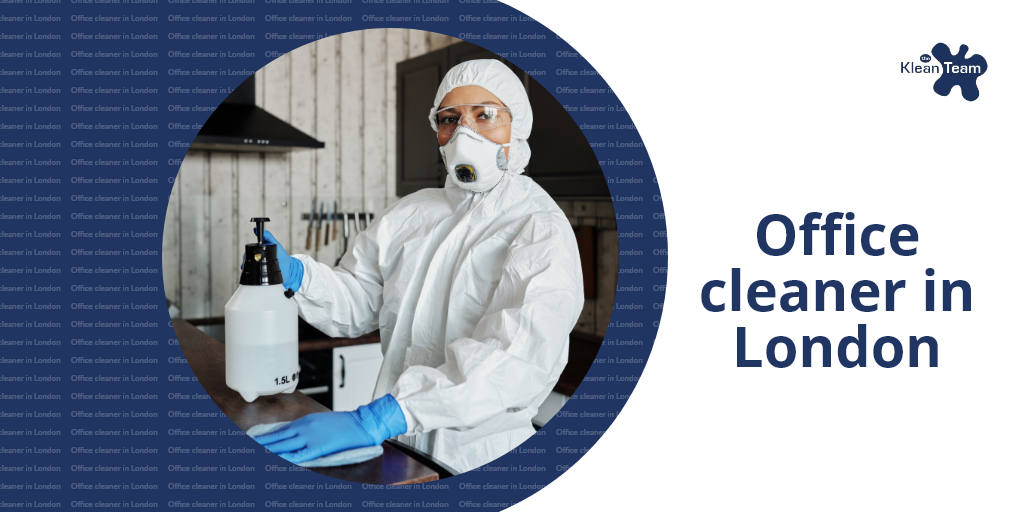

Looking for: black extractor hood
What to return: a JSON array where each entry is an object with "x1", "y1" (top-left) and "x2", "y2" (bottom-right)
[{"x1": 191, "y1": 74, "x2": 325, "y2": 152}]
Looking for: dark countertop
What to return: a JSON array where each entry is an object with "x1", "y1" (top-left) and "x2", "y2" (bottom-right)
[
  {"x1": 184, "y1": 316, "x2": 597, "y2": 396},
  {"x1": 172, "y1": 319, "x2": 439, "y2": 485}
]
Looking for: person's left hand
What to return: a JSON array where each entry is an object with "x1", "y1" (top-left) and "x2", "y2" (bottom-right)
[
  {"x1": 239, "y1": 229, "x2": 303, "y2": 293},
  {"x1": 253, "y1": 394, "x2": 407, "y2": 464}
]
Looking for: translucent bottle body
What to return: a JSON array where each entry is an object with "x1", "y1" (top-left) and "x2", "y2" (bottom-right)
[{"x1": 224, "y1": 284, "x2": 299, "y2": 403}]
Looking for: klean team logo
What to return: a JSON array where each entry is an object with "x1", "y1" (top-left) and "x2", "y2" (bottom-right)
[{"x1": 901, "y1": 43, "x2": 987, "y2": 101}]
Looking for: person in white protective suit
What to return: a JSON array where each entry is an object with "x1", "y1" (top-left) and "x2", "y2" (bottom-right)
[{"x1": 253, "y1": 59, "x2": 585, "y2": 473}]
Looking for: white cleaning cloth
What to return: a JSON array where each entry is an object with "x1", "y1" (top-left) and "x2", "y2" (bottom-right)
[{"x1": 246, "y1": 422, "x2": 383, "y2": 467}]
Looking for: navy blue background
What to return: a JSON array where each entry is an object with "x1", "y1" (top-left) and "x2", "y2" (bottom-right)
[{"x1": 0, "y1": 1, "x2": 665, "y2": 508}]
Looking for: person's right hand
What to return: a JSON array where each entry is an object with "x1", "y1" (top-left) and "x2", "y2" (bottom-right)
[
  {"x1": 253, "y1": 395, "x2": 407, "y2": 464},
  {"x1": 239, "y1": 229, "x2": 304, "y2": 293}
]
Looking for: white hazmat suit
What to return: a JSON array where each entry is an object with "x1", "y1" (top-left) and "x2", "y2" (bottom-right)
[{"x1": 290, "y1": 60, "x2": 585, "y2": 473}]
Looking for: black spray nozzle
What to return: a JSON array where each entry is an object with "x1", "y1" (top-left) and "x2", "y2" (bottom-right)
[
  {"x1": 240, "y1": 217, "x2": 281, "y2": 286},
  {"x1": 251, "y1": 217, "x2": 270, "y2": 245}
]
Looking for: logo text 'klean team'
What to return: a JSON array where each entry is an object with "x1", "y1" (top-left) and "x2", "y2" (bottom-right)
[
  {"x1": 900, "y1": 61, "x2": 982, "y2": 74},
  {"x1": 900, "y1": 43, "x2": 987, "y2": 101}
]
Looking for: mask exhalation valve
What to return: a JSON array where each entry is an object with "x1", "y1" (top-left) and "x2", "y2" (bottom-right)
[{"x1": 455, "y1": 164, "x2": 477, "y2": 183}]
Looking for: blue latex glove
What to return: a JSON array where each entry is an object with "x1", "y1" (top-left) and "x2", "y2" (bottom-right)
[
  {"x1": 253, "y1": 394, "x2": 408, "y2": 464},
  {"x1": 239, "y1": 229, "x2": 303, "y2": 293}
]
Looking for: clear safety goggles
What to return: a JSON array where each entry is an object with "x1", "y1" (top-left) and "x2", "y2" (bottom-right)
[{"x1": 435, "y1": 104, "x2": 512, "y2": 135}]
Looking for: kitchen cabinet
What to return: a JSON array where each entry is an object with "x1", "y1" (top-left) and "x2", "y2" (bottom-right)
[
  {"x1": 332, "y1": 343, "x2": 385, "y2": 413},
  {"x1": 397, "y1": 49, "x2": 448, "y2": 196},
  {"x1": 396, "y1": 41, "x2": 610, "y2": 199},
  {"x1": 171, "y1": 319, "x2": 440, "y2": 483}
]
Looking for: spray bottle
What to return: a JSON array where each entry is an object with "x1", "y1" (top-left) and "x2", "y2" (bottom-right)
[{"x1": 225, "y1": 217, "x2": 300, "y2": 403}]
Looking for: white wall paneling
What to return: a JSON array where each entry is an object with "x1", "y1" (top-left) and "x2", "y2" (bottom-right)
[
  {"x1": 162, "y1": 30, "x2": 618, "y2": 335},
  {"x1": 339, "y1": 32, "x2": 364, "y2": 225},
  {"x1": 315, "y1": 35, "x2": 340, "y2": 264},
  {"x1": 165, "y1": 30, "x2": 455, "y2": 319},
  {"x1": 176, "y1": 152, "x2": 210, "y2": 319},
  {"x1": 162, "y1": 170, "x2": 182, "y2": 312},
  {"x1": 362, "y1": 29, "x2": 388, "y2": 215},
  {"x1": 290, "y1": 42, "x2": 317, "y2": 259},
  {"x1": 161, "y1": 30, "x2": 616, "y2": 332}
]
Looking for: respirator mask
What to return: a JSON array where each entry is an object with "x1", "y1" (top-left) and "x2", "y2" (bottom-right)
[{"x1": 435, "y1": 103, "x2": 513, "y2": 193}]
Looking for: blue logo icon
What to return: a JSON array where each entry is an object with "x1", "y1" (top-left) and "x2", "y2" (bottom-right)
[
  {"x1": 901, "y1": 44, "x2": 987, "y2": 101},
  {"x1": 930, "y1": 43, "x2": 987, "y2": 101}
]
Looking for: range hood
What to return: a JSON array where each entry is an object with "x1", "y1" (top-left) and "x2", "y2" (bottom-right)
[{"x1": 191, "y1": 74, "x2": 325, "y2": 153}]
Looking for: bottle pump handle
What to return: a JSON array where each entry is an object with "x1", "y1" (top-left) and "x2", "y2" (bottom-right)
[{"x1": 251, "y1": 218, "x2": 270, "y2": 245}]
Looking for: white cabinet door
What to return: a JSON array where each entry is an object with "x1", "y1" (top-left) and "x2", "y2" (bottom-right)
[
  {"x1": 332, "y1": 343, "x2": 384, "y2": 412},
  {"x1": 533, "y1": 391, "x2": 569, "y2": 426}
]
